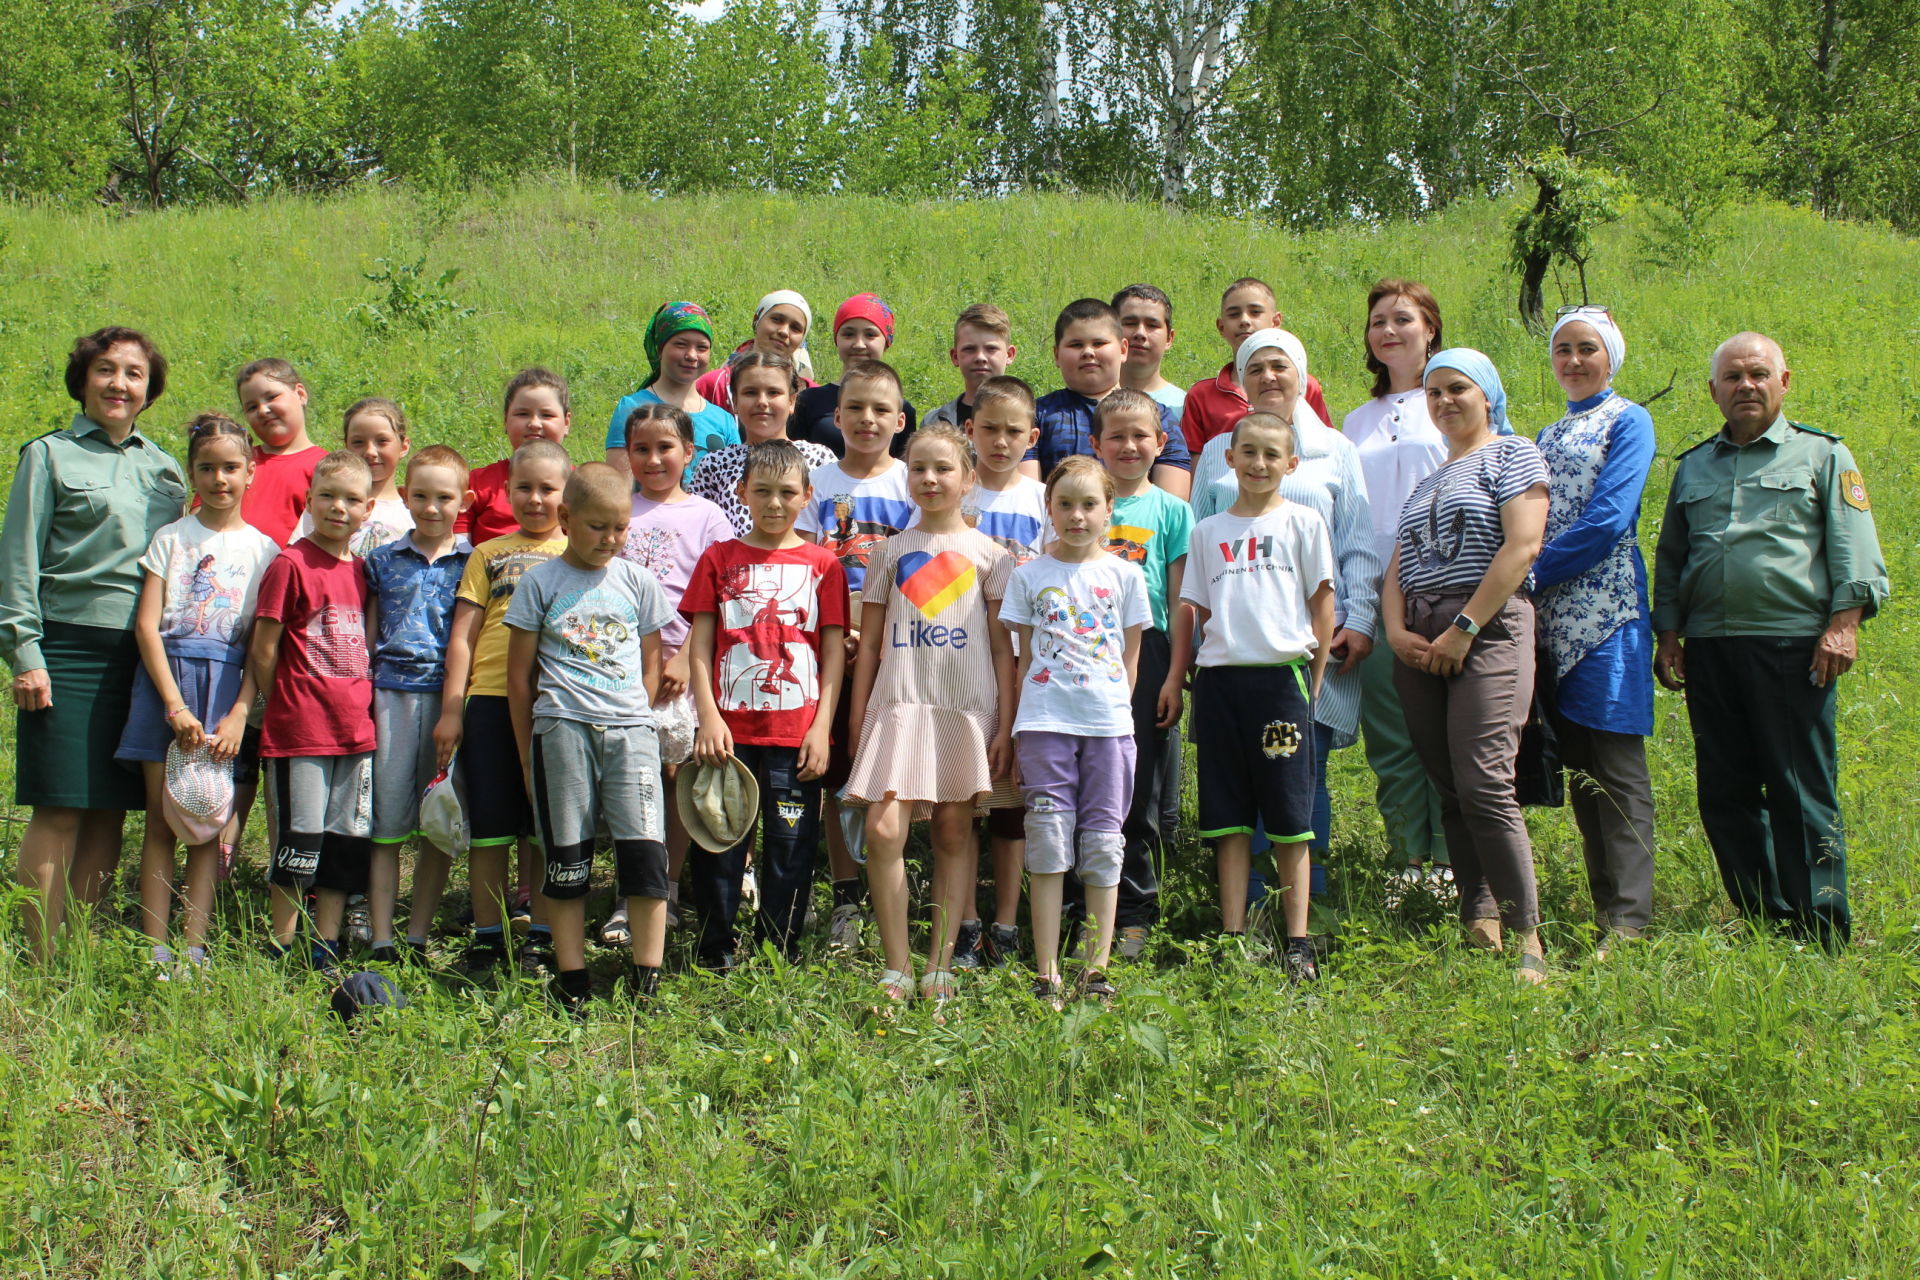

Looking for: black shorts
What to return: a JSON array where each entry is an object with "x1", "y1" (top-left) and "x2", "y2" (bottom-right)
[
  {"x1": 1192, "y1": 664, "x2": 1315, "y2": 843},
  {"x1": 460, "y1": 695, "x2": 532, "y2": 847},
  {"x1": 822, "y1": 680, "x2": 855, "y2": 793},
  {"x1": 986, "y1": 805, "x2": 1025, "y2": 840}
]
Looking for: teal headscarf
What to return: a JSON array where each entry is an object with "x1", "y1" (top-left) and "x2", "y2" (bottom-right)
[
  {"x1": 1423, "y1": 347, "x2": 1513, "y2": 436},
  {"x1": 643, "y1": 301, "x2": 717, "y2": 389}
]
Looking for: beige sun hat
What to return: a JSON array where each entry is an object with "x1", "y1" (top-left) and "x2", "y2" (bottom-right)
[{"x1": 675, "y1": 756, "x2": 760, "y2": 853}]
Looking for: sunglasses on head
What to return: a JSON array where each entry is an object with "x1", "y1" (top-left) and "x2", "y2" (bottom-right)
[{"x1": 1555, "y1": 303, "x2": 1612, "y2": 320}]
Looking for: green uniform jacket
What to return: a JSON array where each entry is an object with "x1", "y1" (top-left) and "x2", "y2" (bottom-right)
[
  {"x1": 1652, "y1": 414, "x2": 1889, "y2": 638},
  {"x1": 0, "y1": 414, "x2": 188, "y2": 673}
]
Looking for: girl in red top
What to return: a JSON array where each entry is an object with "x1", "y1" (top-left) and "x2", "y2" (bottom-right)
[{"x1": 456, "y1": 368, "x2": 574, "y2": 544}]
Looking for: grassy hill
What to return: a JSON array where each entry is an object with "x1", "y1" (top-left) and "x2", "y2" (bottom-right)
[{"x1": 0, "y1": 186, "x2": 1915, "y2": 1277}]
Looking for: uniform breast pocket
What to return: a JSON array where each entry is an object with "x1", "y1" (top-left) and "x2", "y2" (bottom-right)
[
  {"x1": 57, "y1": 474, "x2": 112, "y2": 522},
  {"x1": 1753, "y1": 469, "x2": 1816, "y2": 525},
  {"x1": 147, "y1": 478, "x2": 190, "y2": 530}
]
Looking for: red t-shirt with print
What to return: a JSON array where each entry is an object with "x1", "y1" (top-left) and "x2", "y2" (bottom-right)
[
  {"x1": 680, "y1": 539, "x2": 848, "y2": 747},
  {"x1": 255, "y1": 539, "x2": 376, "y2": 757},
  {"x1": 241, "y1": 444, "x2": 326, "y2": 548}
]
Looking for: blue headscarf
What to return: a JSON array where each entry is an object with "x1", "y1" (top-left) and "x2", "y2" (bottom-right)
[{"x1": 1423, "y1": 347, "x2": 1513, "y2": 436}]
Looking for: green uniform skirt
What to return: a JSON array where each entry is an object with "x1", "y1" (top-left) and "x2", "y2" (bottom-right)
[{"x1": 13, "y1": 621, "x2": 146, "y2": 810}]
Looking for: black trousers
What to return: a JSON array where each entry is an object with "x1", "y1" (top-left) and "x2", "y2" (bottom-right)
[{"x1": 1685, "y1": 636, "x2": 1849, "y2": 947}]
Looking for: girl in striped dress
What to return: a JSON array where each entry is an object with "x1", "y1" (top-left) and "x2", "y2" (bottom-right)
[{"x1": 844, "y1": 425, "x2": 1016, "y2": 1009}]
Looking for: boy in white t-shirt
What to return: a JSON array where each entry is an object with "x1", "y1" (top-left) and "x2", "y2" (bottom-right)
[
  {"x1": 796, "y1": 360, "x2": 913, "y2": 952},
  {"x1": 956, "y1": 375, "x2": 1049, "y2": 967},
  {"x1": 1180, "y1": 411, "x2": 1334, "y2": 983}
]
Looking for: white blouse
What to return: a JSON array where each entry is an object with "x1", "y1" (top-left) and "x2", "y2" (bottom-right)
[{"x1": 1342, "y1": 391, "x2": 1448, "y2": 560}]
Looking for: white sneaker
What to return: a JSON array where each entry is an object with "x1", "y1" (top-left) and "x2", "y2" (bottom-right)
[
  {"x1": 827, "y1": 902, "x2": 864, "y2": 954},
  {"x1": 1115, "y1": 925, "x2": 1150, "y2": 961},
  {"x1": 741, "y1": 871, "x2": 759, "y2": 913}
]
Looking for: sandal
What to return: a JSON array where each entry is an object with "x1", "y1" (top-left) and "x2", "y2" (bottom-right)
[
  {"x1": 1077, "y1": 969, "x2": 1117, "y2": 1004},
  {"x1": 598, "y1": 905, "x2": 631, "y2": 948},
  {"x1": 1516, "y1": 952, "x2": 1549, "y2": 986},
  {"x1": 876, "y1": 969, "x2": 913, "y2": 1004},
  {"x1": 919, "y1": 968, "x2": 958, "y2": 1011},
  {"x1": 1029, "y1": 975, "x2": 1065, "y2": 1012}
]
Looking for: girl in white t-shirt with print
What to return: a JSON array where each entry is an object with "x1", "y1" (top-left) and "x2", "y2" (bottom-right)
[
  {"x1": 999, "y1": 457, "x2": 1151, "y2": 1008},
  {"x1": 117, "y1": 413, "x2": 280, "y2": 971},
  {"x1": 1180, "y1": 412, "x2": 1335, "y2": 983}
]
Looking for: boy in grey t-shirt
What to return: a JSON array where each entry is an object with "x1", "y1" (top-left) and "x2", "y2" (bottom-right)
[{"x1": 505, "y1": 464, "x2": 678, "y2": 1012}]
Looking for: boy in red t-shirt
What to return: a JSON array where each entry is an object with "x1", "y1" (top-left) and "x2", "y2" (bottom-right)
[
  {"x1": 1181, "y1": 279, "x2": 1331, "y2": 456},
  {"x1": 682, "y1": 440, "x2": 848, "y2": 970},
  {"x1": 250, "y1": 451, "x2": 378, "y2": 965}
]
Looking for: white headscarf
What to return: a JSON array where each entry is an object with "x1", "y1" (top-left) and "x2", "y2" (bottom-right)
[
  {"x1": 1234, "y1": 328, "x2": 1327, "y2": 429},
  {"x1": 1549, "y1": 306, "x2": 1625, "y2": 380},
  {"x1": 751, "y1": 290, "x2": 814, "y2": 382}
]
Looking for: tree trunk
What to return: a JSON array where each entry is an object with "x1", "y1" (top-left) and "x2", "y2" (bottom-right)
[{"x1": 1518, "y1": 173, "x2": 1558, "y2": 333}]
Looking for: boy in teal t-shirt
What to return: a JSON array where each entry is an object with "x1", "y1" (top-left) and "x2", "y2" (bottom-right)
[{"x1": 1090, "y1": 389, "x2": 1193, "y2": 957}]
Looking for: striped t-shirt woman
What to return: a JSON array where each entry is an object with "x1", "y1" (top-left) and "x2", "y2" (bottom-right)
[{"x1": 1395, "y1": 435, "x2": 1549, "y2": 595}]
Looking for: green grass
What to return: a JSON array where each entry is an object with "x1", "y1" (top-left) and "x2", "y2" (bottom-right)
[{"x1": 0, "y1": 184, "x2": 1917, "y2": 1278}]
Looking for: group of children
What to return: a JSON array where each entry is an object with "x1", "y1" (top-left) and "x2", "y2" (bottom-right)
[{"x1": 125, "y1": 280, "x2": 1344, "y2": 1011}]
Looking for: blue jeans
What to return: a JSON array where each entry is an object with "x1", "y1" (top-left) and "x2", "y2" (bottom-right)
[{"x1": 688, "y1": 744, "x2": 821, "y2": 967}]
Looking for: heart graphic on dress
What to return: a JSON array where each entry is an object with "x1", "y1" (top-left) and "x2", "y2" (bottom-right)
[
  {"x1": 1092, "y1": 586, "x2": 1112, "y2": 600},
  {"x1": 895, "y1": 549, "x2": 977, "y2": 620}
]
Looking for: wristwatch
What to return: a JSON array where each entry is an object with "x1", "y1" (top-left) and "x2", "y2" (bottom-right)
[{"x1": 1451, "y1": 613, "x2": 1481, "y2": 637}]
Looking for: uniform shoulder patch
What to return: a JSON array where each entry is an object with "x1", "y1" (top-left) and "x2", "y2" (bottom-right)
[
  {"x1": 1787, "y1": 420, "x2": 1841, "y2": 441},
  {"x1": 1840, "y1": 469, "x2": 1870, "y2": 512}
]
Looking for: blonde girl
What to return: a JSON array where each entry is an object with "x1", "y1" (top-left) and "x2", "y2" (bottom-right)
[
  {"x1": 116, "y1": 413, "x2": 280, "y2": 968},
  {"x1": 844, "y1": 425, "x2": 1016, "y2": 1008}
]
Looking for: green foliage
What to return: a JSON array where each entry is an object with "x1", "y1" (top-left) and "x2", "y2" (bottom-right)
[
  {"x1": 0, "y1": 0, "x2": 114, "y2": 202},
  {"x1": 0, "y1": 186, "x2": 1917, "y2": 1277},
  {"x1": 347, "y1": 256, "x2": 475, "y2": 336},
  {"x1": 1511, "y1": 152, "x2": 1624, "y2": 328}
]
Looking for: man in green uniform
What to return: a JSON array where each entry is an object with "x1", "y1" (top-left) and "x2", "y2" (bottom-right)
[{"x1": 1653, "y1": 332, "x2": 1889, "y2": 947}]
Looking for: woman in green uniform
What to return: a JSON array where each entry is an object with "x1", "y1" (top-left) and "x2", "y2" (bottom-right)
[{"x1": 1, "y1": 327, "x2": 187, "y2": 959}]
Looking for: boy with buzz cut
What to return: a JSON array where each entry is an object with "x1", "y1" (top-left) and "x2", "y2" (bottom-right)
[
  {"x1": 683, "y1": 440, "x2": 849, "y2": 971},
  {"x1": 1111, "y1": 284, "x2": 1186, "y2": 434},
  {"x1": 1089, "y1": 388, "x2": 1193, "y2": 960},
  {"x1": 363, "y1": 444, "x2": 473, "y2": 963},
  {"x1": 1179, "y1": 410, "x2": 1335, "y2": 984},
  {"x1": 795, "y1": 359, "x2": 913, "y2": 953},
  {"x1": 436, "y1": 438, "x2": 573, "y2": 975},
  {"x1": 250, "y1": 451, "x2": 378, "y2": 966},
  {"x1": 506, "y1": 462, "x2": 679, "y2": 1013},
  {"x1": 953, "y1": 374, "x2": 1049, "y2": 968},
  {"x1": 925, "y1": 303, "x2": 1019, "y2": 430},
  {"x1": 1020, "y1": 298, "x2": 1193, "y2": 499},
  {"x1": 1181, "y1": 278, "x2": 1332, "y2": 456}
]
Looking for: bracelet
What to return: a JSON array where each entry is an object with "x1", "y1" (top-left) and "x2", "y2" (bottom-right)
[{"x1": 165, "y1": 706, "x2": 190, "y2": 720}]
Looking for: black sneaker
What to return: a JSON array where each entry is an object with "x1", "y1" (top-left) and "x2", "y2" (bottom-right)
[
  {"x1": 950, "y1": 920, "x2": 985, "y2": 971},
  {"x1": 401, "y1": 938, "x2": 430, "y2": 966},
  {"x1": 983, "y1": 923, "x2": 1020, "y2": 968},
  {"x1": 520, "y1": 931, "x2": 556, "y2": 975},
  {"x1": 463, "y1": 937, "x2": 507, "y2": 976},
  {"x1": 370, "y1": 944, "x2": 401, "y2": 965},
  {"x1": 622, "y1": 965, "x2": 661, "y2": 1003},
  {"x1": 1282, "y1": 939, "x2": 1320, "y2": 984},
  {"x1": 1078, "y1": 969, "x2": 1117, "y2": 1004},
  {"x1": 552, "y1": 969, "x2": 592, "y2": 1018}
]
